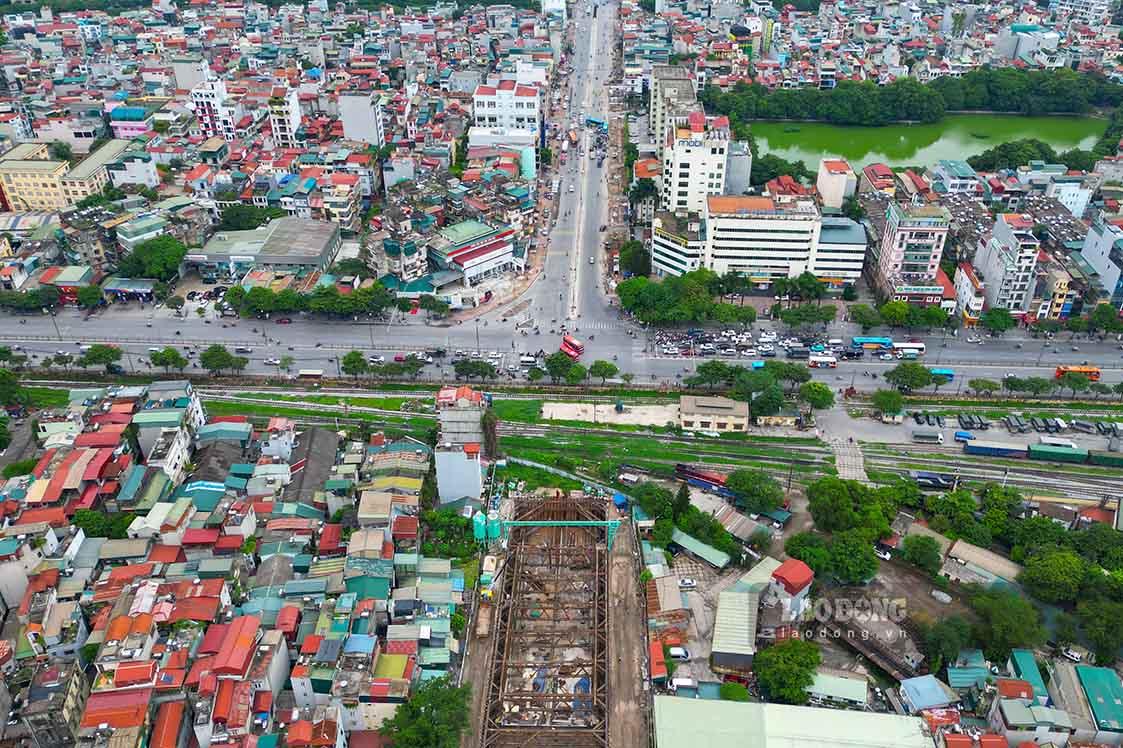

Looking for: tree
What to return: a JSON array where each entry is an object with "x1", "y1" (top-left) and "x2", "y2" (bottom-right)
[
  {"x1": 1055, "y1": 612, "x2": 1080, "y2": 648},
  {"x1": 688, "y1": 360, "x2": 732, "y2": 390},
  {"x1": 878, "y1": 300, "x2": 910, "y2": 328},
  {"x1": 806, "y1": 476, "x2": 891, "y2": 540},
  {"x1": 901, "y1": 534, "x2": 942, "y2": 575},
  {"x1": 544, "y1": 351, "x2": 574, "y2": 383},
  {"x1": 618, "y1": 240, "x2": 651, "y2": 277},
  {"x1": 967, "y1": 378, "x2": 1000, "y2": 397},
  {"x1": 117, "y1": 235, "x2": 188, "y2": 281},
  {"x1": 752, "y1": 383, "x2": 785, "y2": 417},
  {"x1": 1067, "y1": 316, "x2": 1089, "y2": 335},
  {"x1": 753, "y1": 638, "x2": 821, "y2": 705},
  {"x1": 76, "y1": 285, "x2": 103, "y2": 309},
  {"x1": 1057, "y1": 371, "x2": 1090, "y2": 398},
  {"x1": 924, "y1": 616, "x2": 973, "y2": 674},
  {"x1": 223, "y1": 286, "x2": 247, "y2": 312},
  {"x1": 1077, "y1": 599, "x2": 1123, "y2": 665},
  {"x1": 166, "y1": 295, "x2": 185, "y2": 310},
  {"x1": 885, "y1": 362, "x2": 933, "y2": 392},
  {"x1": 1092, "y1": 382, "x2": 1114, "y2": 400},
  {"x1": 378, "y1": 676, "x2": 470, "y2": 748},
  {"x1": 798, "y1": 381, "x2": 834, "y2": 411},
  {"x1": 199, "y1": 344, "x2": 237, "y2": 375},
  {"x1": 48, "y1": 141, "x2": 73, "y2": 162},
  {"x1": 218, "y1": 203, "x2": 284, "y2": 231},
  {"x1": 279, "y1": 355, "x2": 294, "y2": 373},
  {"x1": 341, "y1": 350, "x2": 369, "y2": 380},
  {"x1": 726, "y1": 469, "x2": 783, "y2": 514},
  {"x1": 719, "y1": 682, "x2": 752, "y2": 702},
  {"x1": 829, "y1": 529, "x2": 879, "y2": 583},
  {"x1": 1019, "y1": 549, "x2": 1086, "y2": 603},
  {"x1": 871, "y1": 389, "x2": 903, "y2": 415},
  {"x1": 672, "y1": 481, "x2": 691, "y2": 520},
  {"x1": 785, "y1": 532, "x2": 831, "y2": 575},
  {"x1": 150, "y1": 347, "x2": 187, "y2": 372},
  {"x1": 528, "y1": 367, "x2": 544, "y2": 382},
  {"x1": 80, "y1": 344, "x2": 122, "y2": 372},
  {"x1": 979, "y1": 308, "x2": 1016, "y2": 335},
  {"x1": 588, "y1": 360, "x2": 619, "y2": 384},
  {"x1": 563, "y1": 362, "x2": 587, "y2": 385},
  {"x1": 970, "y1": 588, "x2": 1046, "y2": 660},
  {"x1": 0, "y1": 368, "x2": 22, "y2": 406},
  {"x1": 849, "y1": 304, "x2": 881, "y2": 332},
  {"x1": 1088, "y1": 302, "x2": 1120, "y2": 334},
  {"x1": 1022, "y1": 376, "x2": 1056, "y2": 397}
]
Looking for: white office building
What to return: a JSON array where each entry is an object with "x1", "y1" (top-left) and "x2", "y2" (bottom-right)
[
  {"x1": 973, "y1": 213, "x2": 1040, "y2": 316},
  {"x1": 649, "y1": 65, "x2": 696, "y2": 157},
  {"x1": 815, "y1": 217, "x2": 868, "y2": 286},
  {"x1": 472, "y1": 80, "x2": 541, "y2": 133},
  {"x1": 1049, "y1": 0, "x2": 1111, "y2": 22},
  {"x1": 702, "y1": 196, "x2": 822, "y2": 281},
  {"x1": 268, "y1": 85, "x2": 302, "y2": 149},
  {"x1": 340, "y1": 90, "x2": 386, "y2": 146},
  {"x1": 651, "y1": 211, "x2": 705, "y2": 277},
  {"x1": 661, "y1": 111, "x2": 730, "y2": 214}
]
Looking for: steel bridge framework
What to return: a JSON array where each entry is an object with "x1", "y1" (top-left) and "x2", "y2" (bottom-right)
[{"x1": 480, "y1": 495, "x2": 609, "y2": 748}]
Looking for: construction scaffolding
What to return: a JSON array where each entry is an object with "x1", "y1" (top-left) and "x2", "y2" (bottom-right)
[{"x1": 480, "y1": 494, "x2": 609, "y2": 748}]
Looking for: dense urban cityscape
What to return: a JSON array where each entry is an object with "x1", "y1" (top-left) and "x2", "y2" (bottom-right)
[{"x1": 4, "y1": 0, "x2": 1123, "y2": 745}]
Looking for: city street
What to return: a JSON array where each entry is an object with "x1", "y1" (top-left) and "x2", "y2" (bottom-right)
[{"x1": 3, "y1": 0, "x2": 1123, "y2": 392}]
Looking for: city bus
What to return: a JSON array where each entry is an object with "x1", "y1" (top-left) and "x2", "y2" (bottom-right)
[
  {"x1": 297, "y1": 369, "x2": 324, "y2": 380},
  {"x1": 892, "y1": 341, "x2": 927, "y2": 356},
  {"x1": 585, "y1": 116, "x2": 608, "y2": 132},
  {"x1": 1055, "y1": 365, "x2": 1101, "y2": 381},
  {"x1": 808, "y1": 355, "x2": 838, "y2": 369},
  {"x1": 930, "y1": 368, "x2": 955, "y2": 383},
  {"x1": 850, "y1": 336, "x2": 893, "y2": 350}
]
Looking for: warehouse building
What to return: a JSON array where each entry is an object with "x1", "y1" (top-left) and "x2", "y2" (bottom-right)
[{"x1": 183, "y1": 217, "x2": 341, "y2": 278}]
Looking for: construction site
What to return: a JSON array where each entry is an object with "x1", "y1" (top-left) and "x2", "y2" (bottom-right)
[{"x1": 478, "y1": 493, "x2": 613, "y2": 748}]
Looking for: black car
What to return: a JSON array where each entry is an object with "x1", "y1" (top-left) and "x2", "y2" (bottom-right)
[
  {"x1": 914, "y1": 412, "x2": 926, "y2": 425},
  {"x1": 957, "y1": 415, "x2": 971, "y2": 429}
]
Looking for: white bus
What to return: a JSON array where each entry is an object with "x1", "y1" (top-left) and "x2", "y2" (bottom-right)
[
  {"x1": 808, "y1": 355, "x2": 838, "y2": 369},
  {"x1": 891, "y1": 342, "x2": 926, "y2": 356}
]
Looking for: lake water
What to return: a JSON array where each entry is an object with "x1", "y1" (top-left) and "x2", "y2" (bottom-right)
[{"x1": 751, "y1": 114, "x2": 1106, "y2": 169}]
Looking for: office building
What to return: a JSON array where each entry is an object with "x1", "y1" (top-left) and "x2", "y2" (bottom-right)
[
  {"x1": 650, "y1": 211, "x2": 704, "y2": 277},
  {"x1": 661, "y1": 112, "x2": 730, "y2": 213},
  {"x1": 875, "y1": 202, "x2": 950, "y2": 298},
  {"x1": 816, "y1": 158, "x2": 857, "y2": 209},
  {"x1": 472, "y1": 80, "x2": 541, "y2": 133},
  {"x1": 649, "y1": 65, "x2": 695, "y2": 157},
  {"x1": 1079, "y1": 214, "x2": 1123, "y2": 312},
  {"x1": 190, "y1": 76, "x2": 242, "y2": 140},
  {"x1": 0, "y1": 139, "x2": 129, "y2": 211},
  {"x1": 815, "y1": 216, "x2": 868, "y2": 287},
  {"x1": 702, "y1": 196, "x2": 821, "y2": 281},
  {"x1": 1049, "y1": 0, "x2": 1112, "y2": 22}
]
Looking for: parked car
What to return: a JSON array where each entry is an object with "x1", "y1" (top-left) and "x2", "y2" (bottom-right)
[
  {"x1": 264, "y1": 358, "x2": 281, "y2": 366},
  {"x1": 678, "y1": 578, "x2": 697, "y2": 590},
  {"x1": 873, "y1": 546, "x2": 892, "y2": 561},
  {"x1": 275, "y1": 318, "x2": 292, "y2": 324}
]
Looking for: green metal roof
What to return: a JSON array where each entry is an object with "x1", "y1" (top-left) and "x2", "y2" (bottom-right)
[
  {"x1": 1077, "y1": 666, "x2": 1123, "y2": 731},
  {"x1": 808, "y1": 672, "x2": 868, "y2": 703},
  {"x1": 671, "y1": 528, "x2": 730, "y2": 569},
  {"x1": 1010, "y1": 649, "x2": 1048, "y2": 701}
]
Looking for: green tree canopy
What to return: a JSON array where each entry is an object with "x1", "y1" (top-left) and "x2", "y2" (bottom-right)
[
  {"x1": 798, "y1": 381, "x2": 834, "y2": 411},
  {"x1": 829, "y1": 529, "x2": 879, "y2": 583},
  {"x1": 379, "y1": 677, "x2": 471, "y2": 748},
  {"x1": 980, "y1": 307, "x2": 1016, "y2": 335},
  {"x1": 218, "y1": 203, "x2": 284, "y2": 231},
  {"x1": 785, "y1": 532, "x2": 831, "y2": 575},
  {"x1": 871, "y1": 389, "x2": 903, "y2": 415},
  {"x1": 1019, "y1": 549, "x2": 1087, "y2": 603},
  {"x1": 900, "y1": 534, "x2": 942, "y2": 575},
  {"x1": 80, "y1": 344, "x2": 122, "y2": 371},
  {"x1": 753, "y1": 639, "x2": 821, "y2": 705},
  {"x1": 885, "y1": 362, "x2": 933, "y2": 392},
  {"x1": 970, "y1": 588, "x2": 1046, "y2": 660},
  {"x1": 588, "y1": 359, "x2": 619, "y2": 383},
  {"x1": 76, "y1": 285, "x2": 103, "y2": 309},
  {"x1": 116, "y1": 235, "x2": 187, "y2": 281},
  {"x1": 725, "y1": 469, "x2": 783, "y2": 514}
]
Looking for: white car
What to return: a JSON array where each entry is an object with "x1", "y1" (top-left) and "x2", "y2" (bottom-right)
[
  {"x1": 678, "y1": 578, "x2": 697, "y2": 590},
  {"x1": 1062, "y1": 647, "x2": 1083, "y2": 662},
  {"x1": 569, "y1": 184, "x2": 575, "y2": 192},
  {"x1": 874, "y1": 546, "x2": 892, "y2": 561},
  {"x1": 741, "y1": 348, "x2": 758, "y2": 357},
  {"x1": 758, "y1": 343, "x2": 774, "y2": 352},
  {"x1": 879, "y1": 353, "x2": 894, "y2": 361},
  {"x1": 264, "y1": 358, "x2": 281, "y2": 366},
  {"x1": 367, "y1": 355, "x2": 384, "y2": 364}
]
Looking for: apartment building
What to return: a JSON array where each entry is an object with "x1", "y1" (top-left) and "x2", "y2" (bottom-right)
[
  {"x1": 472, "y1": 79, "x2": 541, "y2": 133},
  {"x1": 339, "y1": 90, "x2": 385, "y2": 145},
  {"x1": 651, "y1": 210, "x2": 705, "y2": 276},
  {"x1": 106, "y1": 150, "x2": 159, "y2": 188},
  {"x1": 1079, "y1": 214, "x2": 1123, "y2": 311},
  {"x1": 649, "y1": 65, "x2": 695, "y2": 157},
  {"x1": 875, "y1": 202, "x2": 950, "y2": 299},
  {"x1": 1050, "y1": 0, "x2": 1112, "y2": 22},
  {"x1": 702, "y1": 196, "x2": 822, "y2": 281},
  {"x1": 0, "y1": 139, "x2": 129, "y2": 211},
  {"x1": 816, "y1": 158, "x2": 857, "y2": 209},
  {"x1": 190, "y1": 77, "x2": 241, "y2": 140},
  {"x1": 930, "y1": 159, "x2": 981, "y2": 196},
  {"x1": 953, "y1": 262, "x2": 986, "y2": 326},
  {"x1": 973, "y1": 213, "x2": 1040, "y2": 315},
  {"x1": 815, "y1": 216, "x2": 868, "y2": 286},
  {"x1": 661, "y1": 111, "x2": 730, "y2": 213},
  {"x1": 268, "y1": 86, "x2": 302, "y2": 149}
]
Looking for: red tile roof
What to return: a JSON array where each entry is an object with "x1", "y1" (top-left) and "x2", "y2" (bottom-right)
[
  {"x1": 213, "y1": 615, "x2": 260, "y2": 676},
  {"x1": 772, "y1": 558, "x2": 813, "y2": 595},
  {"x1": 80, "y1": 687, "x2": 153, "y2": 729},
  {"x1": 150, "y1": 700, "x2": 185, "y2": 748}
]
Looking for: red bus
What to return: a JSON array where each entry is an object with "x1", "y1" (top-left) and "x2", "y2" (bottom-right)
[{"x1": 560, "y1": 335, "x2": 584, "y2": 360}]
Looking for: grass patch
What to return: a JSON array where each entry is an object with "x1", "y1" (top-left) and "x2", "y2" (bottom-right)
[
  {"x1": 237, "y1": 392, "x2": 417, "y2": 412},
  {"x1": 23, "y1": 386, "x2": 69, "y2": 408},
  {"x1": 491, "y1": 399, "x2": 543, "y2": 423},
  {"x1": 495, "y1": 462, "x2": 584, "y2": 491},
  {"x1": 458, "y1": 557, "x2": 480, "y2": 590}
]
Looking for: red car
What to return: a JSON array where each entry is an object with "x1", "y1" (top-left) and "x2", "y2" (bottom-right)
[
  {"x1": 393, "y1": 354, "x2": 407, "y2": 362},
  {"x1": 275, "y1": 318, "x2": 292, "y2": 324}
]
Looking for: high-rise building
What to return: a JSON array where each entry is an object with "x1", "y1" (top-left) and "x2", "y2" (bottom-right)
[
  {"x1": 973, "y1": 213, "x2": 1040, "y2": 315},
  {"x1": 189, "y1": 77, "x2": 241, "y2": 140},
  {"x1": 701, "y1": 196, "x2": 822, "y2": 281},
  {"x1": 816, "y1": 158, "x2": 857, "y2": 209},
  {"x1": 1049, "y1": 0, "x2": 1111, "y2": 22},
  {"x1": 661, "y1": 111, "x2": 730, "y2": 214},
  {"x1": 875, "y1": 202, "x2": 950, "y2": 300},
  {"x1": 649, "y1": 65, "x2": 695, "y2": 157},
  {"x1": 268, "y1": 85, "x2": 301, "y2": 149},
  {"x1": 339, "y1": 90, "x2": 385, "y2": 146},
  {"x1": 1079, "y1": 214, "x2": 1123, "y2": 312}
]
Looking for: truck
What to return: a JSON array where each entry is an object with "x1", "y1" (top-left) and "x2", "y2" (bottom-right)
[
  {"x1": 911, "y1": 427, "x2": 944, "y2": 444},
  {"x1": 475, "y1": 601, "x2": 492, "y2": 638},
  {"x1": 786, "y1": 347, "x2": 810, "y2": 360}
]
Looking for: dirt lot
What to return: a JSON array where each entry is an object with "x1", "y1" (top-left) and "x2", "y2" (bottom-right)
[
  {"x1": 608, "y1": 522, "x2": 649, "y2": 748},
  {"x1": 868, "y1": 558, "x2": 971, "y2": 626},
  {"x1": 543, "y1": 401, "x2": 678, "y2": 426}
]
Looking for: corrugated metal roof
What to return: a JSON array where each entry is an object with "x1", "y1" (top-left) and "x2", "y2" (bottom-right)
[
  {"x1": 711, "y1": 590, "x2": 757, "y2": 657},
  {"x1": 671, "y1": 528, "x2": 730, "y2": 568}
]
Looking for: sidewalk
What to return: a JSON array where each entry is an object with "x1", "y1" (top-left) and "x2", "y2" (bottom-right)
[{"x1": 828, "y1": 436, "x2": 870, "y2": 483}]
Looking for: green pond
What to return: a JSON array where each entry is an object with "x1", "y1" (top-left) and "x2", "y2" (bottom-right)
[{"x1": 751, "y1": 114, "x2": 1107, "y2": 168}]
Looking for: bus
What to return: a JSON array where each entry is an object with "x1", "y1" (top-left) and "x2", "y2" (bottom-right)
[
  {"x1": 892, "y1": 342, "x2": 927, "y2": 356},
  {"x1": 851, "y1": 336, "x2": 893, "y2": 350},
  {"x1": 930, "y1": 368, "x2": 955, "y2": 383},
  {"x1": 1056, "y1": 365, "x2": 1101, "y2": 381},
  {"x1": 585, "y1": 116, "x2": 608, "y2": 132},
  {"x1": 561, "y1": 335, "x2": 584, "y2": 360},
  {"x1": 808, "y1": 355, "x2": 838, "y2": 369},
  {"x1": 297, "y1": 369, "x2": 324, "y2": 380}
]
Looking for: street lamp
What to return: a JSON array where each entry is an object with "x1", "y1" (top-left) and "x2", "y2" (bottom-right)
[
  {"x1": 475, "y1": 318, "x2": 481, "y2": 354},
  {"x1": 42, "y1": 308, "x2": 61, "y2": 340}
]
